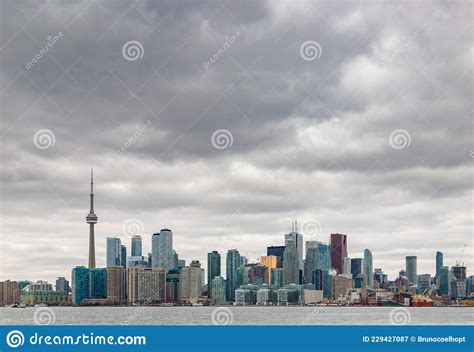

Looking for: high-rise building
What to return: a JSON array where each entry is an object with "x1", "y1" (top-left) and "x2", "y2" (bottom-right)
[
  {"x1": 406, "y1": 256, "x2": 417, "y2": 286},
  {"x1": 313, "y1": 269, "x2": 332, "y2": 299},
  {"x1": 207, "y1": 251, "x2": 221, "y2": 299},
  {"x1": 55, "y1": 277, "x2": 69, "y2": 293},
  {"x1": 452, "y1": 265, "x2": 467, "y2": 280},
  {"x1": 315, "y1": 243, "x2": 331, "y2": 271},
  {"x1": 351, "y1": 258, "x2": 363, "y2": 278},
  {"x1": 107, "y1": 266, "x2": 126, "y2": 304},
  {"x1": 439, "y1": 266, "x2": 450, "y2": 296},
  {"x1": 330, "y1": 233, "x2": 347, "y2": 274},
  {"x1": 267, "y1": 246, "x2": 285, "y2": 267},
  {"x1": 282, "y1": 237, "x2": 299, "y2": 285},
  {"x1": 304, "y1": 241, "x2": 318, "y2": 284},
  {"x1": 260, "y1": 255, "x2": 279, "y2": 284},
  {"x1": 178, "y1": 261, "x2": 203, "y2": 301},
  {"x1": 151, "y1": 229, "x2": 173, "y2": 269},
  {"x1": 226, "y1": 249, "x2": 241, "y2": 301},
  {"x1": 211, "y1": 276, "x2": 226, "y2": 303},
  {"x1": 72, "y1": 266, "x2": 89, "y2": 305},
  {"x1": 151, "y1": 233, "x2": 160, "y2": 267},
  {"x1": 131, "y1": 235, "x2": 142, "y2": 257},
  {"x1": 1, "y1": 281, "x2": 20, "y2": 305},
  {"x1": 89, "y1": 268, "x2": 107, "y2": 298},
  {"x1": 285, "y1": 220, "x2": 304, "y2": 281},
  {"x1": 363, "y1": 249, "x2": 373, "y2": 288},
  {"x1": 128, "y1": 267, "x2": 166, "y2": 303},
  {"x1": 106, "y1": 237, "x2": 122, "y2": 267},
  {"x1": 436, "y1": 251, "x2": 443, "y2": 277},
  {"x1": 171, "y1": 250, "x2": 179, "y2": 269},
  {"x1": 86, "y1": 169, "x2": 98, "y2": 269},
  {"x1": 271, "y1": 268, "x2": 284, "y2": 287},
  {"x1": 248, "y1": 264, "x2": 267, "y2": 285},
  {"x1": 467, "y1": 276, "x2": 474, "y2": 295},
  {"x1": 332, "y1": 274, "x2": 353, "y2": 300},
  {"x1": 166, "y1": 269, "x2": 180, "y2": 303},
  {"x1": 120, "y1": 245, "x2": 127, "y2": 267},
  {"x1": 343, "y1": 257, "x2": 351, "y2": 276}
]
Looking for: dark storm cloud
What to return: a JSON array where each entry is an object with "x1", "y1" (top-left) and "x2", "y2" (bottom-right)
[{"x1": 0, "y1": 0, "x2": 472, "y2": 283}]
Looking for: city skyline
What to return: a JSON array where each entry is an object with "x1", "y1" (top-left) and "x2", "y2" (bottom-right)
[{"x1": 0, "y1": 1, "x2": 472, "y2": 285}]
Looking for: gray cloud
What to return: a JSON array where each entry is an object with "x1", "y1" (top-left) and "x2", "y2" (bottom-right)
[{"x1": 0, "y1": 0, "x2": 472, "y2": 283}]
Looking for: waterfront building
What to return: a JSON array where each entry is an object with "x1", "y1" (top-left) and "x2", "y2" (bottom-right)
[
  {"x1": 151, "y1": 229, "x2": 173, "y2": 269},
  {"x1": 406, "y1": 256, "x2": 417, "y2": 286},
  {"x1": 236, "y1": 266, "x2": 250, "y2": 287},
  {"x1": 363, "y1": 249, "x2": 373, "y2": 288},
  {"x1": 330, "y1": 233, "x2": 347, "y2": 274},
  {"x1": 283, "y1": 237, "x2": 299, "y2": 285},
  {"x1": 235, "y1": 288, "x2": 251, "y2": 305},
  {"x1": 178, "y1": 261, "x2": 203, "y2": 301},
  {"x1": 72, "y1": 266, "x2": 89, "y2": 305},
  {"x1": 452, "y1": 265, "x2": 467, "y2": 280},
  {"x1": 248, "y1": 264, "x2": 267, "y2": 286},
  {"x1": 29, "y1": 281, "x2": 53, "y2": 292},
  {"x1": 436, "y1": 251, "x2": 443, "y2": 277},
  {"x1": 128, "y1": 267, "x2": 166, "y2": 304},
  {"x1": 151, "y1": 233, "x2": 160, "y2": 267},
  {"x1": 315, "y1": 243, "x2": 331, "y2": 271},
  {"x1": 256, "y1": 288, "x2": 277, "y2": 305},
  {"x1": 260, "y1": 255, "x2": 279, "y2": 284},
  {"x1": 210, "y1": 276, "x2": 226, "y2": 303},
  {"x1": 226, "y1": 249, "x2": 241, "y2": 301},
  {"x1": 106, "y1": 237, "x2": 122, "y2": 267},
  {"x1": 467, "y1": 276, "x2": 474, "y2": 295},
  {"x1": 267, "y1": 246, "x2": 285, "y2": 267},
  {"x1": 56, "y1": 277, "x2": 69, "y2": 293},
  {"x1": 127, "y1": 255, "x2": 149, "y2": 268},
  {"x1": 107, "y1": 266, "x2": 126, "y2": 304},
  {"x1": 131, "y1": 235, "x2": 142, "y2": 257},
  {"x1": 1, "y1": 280, "x2": 20, "y2": 305},
  {"x1": 165, "y1": 269, "x2": 180, "y2": 303},
  {"x1": 89, "y1": 268, "x2": 107, "y2": 298},
  {"x1": 332, "y1": 274, "x2": 353, "y2": 300},
  {"x1": 207, "y1": 251, "x2": 221, "y2": 299},
  {"x1": 277, "y1": 287, "x2": 300, "y2": 305},
  {"x1": 20, "y1": 287, "x2": 70, "y2": 306}
]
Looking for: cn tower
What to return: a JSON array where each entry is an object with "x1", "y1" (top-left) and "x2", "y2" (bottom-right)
[{"x1": 86, "y1": 168, "x2": 98, "y2": 268}]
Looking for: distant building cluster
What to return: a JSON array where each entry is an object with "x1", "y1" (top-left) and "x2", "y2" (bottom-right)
[{"x1": 1, "y1": 173, "x2": 472, "y2": 308}]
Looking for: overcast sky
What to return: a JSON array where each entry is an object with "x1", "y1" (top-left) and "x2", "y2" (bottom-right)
[{"x1": 0, "y1": 0, "x2": 472, "y2": 284}]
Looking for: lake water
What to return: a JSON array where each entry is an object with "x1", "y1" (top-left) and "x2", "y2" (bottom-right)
[{"x1": 1, "y1": 307, "x2": 473, "y2": 325}]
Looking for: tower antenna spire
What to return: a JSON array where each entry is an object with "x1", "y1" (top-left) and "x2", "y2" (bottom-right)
[{"x1": 86, "y1": 168, "x2": 98, "y2": 268}]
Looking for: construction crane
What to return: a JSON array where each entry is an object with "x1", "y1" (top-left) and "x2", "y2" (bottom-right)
[{"x1": 456, "y1": 244, "x2": 467, "y2": 266}]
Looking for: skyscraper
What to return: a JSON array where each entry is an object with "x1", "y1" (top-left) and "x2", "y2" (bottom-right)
[
  {"x1": 406, "y1": 256, "x2": 417, "y2": 286},
  {"x1": 86, "y1": 169, "x2": 98, "y2": 269},
  {"x1": 72, "y1": 266, "x2": 89, "y2": 305},
  {"x1": 304, "y1": 241, "x2": 318, "y2": 284},
  {"x1": 151, "y1": 233, "x2": 160, "y2": 267},
  {"x1": 330, "y1": 233, "x2": 347, "y2": 274},
  {"x1": 343, "y1": 257, "x2": 351, "y2": 276},
  {"x1": 207, "y1": 251, "x2": 221, "y2": 299},
  {"x1": 211, "y1": 276, "x2": 226, "y2": 303},
  {"x1": 285, "y1": 220, "x2": 304, "y2": 281},
  {"x1": 363, "y1": 249, "x2": 373, "y2": 288},
  {"x1": 106, "y1": 237, "x2": 121, "y2": 267},
  {"x1": 436, "y1": 251, "x2": 443, "y2": 277},
  {"x1": 438, "y1": 266, "x2": 450, "y2": 296},
  {"x1": 226, "y1": 249, "x2": 240, "y2": 301},
  {"x1": 159, "y1": 229, "x2": 173, "y2": 269},
  {"x1": 131, "y1": 235, "x2": 142, "y2": 257},
  {"x1": 107, "y1": 266, "x2": 125, "y2": 304},
  {"x1": 282, "y1": 237, "x2": 299, "y2": 285},
  {"x1": 55, "y1": 277, "x2": 69, "y2": 293},
  {"x1": 260, "y1": 255, "x2": 279, "y2": 284},
  {"x1": 128, "y1": 267, "x2": 166, "y2": 303},
  {"x1": 267, "y1": 246, "x2": 285, "y2": 267},
  {"x1": 89, "y1": 268, "x2": 107, "y2": 298},
  {"x1": 351, "y1": 258, "x2": 363, "y2": 278},
  {"x1": 120, "y1": 245, "x2": 127, "y2": 267},
  {"x1": 315, "y1": 243, "x2": 331, "y2": 271}
]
